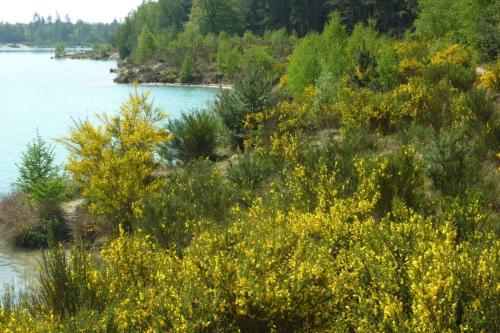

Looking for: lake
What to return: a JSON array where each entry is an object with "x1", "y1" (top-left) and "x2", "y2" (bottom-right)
[{"x1": 0, "y1": 49, "x2": 217, "y2": 292}]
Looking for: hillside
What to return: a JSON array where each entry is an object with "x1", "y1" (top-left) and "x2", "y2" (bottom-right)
[{"x1": 0, "y1": 0, "x2": 499, "y2": 331}]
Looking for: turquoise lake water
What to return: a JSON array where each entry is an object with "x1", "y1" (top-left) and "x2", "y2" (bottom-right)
[{"x1": 0, "y1": 49, "x2": 217, "y2": 292}]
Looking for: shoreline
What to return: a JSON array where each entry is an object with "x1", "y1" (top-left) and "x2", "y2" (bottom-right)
[{"x1": 138, "y1": 82, "x2": 233, "y2": 90}]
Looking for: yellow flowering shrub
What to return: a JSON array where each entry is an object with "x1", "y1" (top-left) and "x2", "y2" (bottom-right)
[
  {"x1": 397, "y1": 58, "x2": 425, "y2": 82},
  {"x1": 394, "y1": 39, "x2": 430, "y2": 61},
  {"x1": 2, "y1": 155, "x2": 498, "y2": 331},
  {"x1": 430, "y1": 44, "x2": 471, "y2": 67},
  {"x1": 478, "y1": 60, "x2": 500, "y2": 93},
  {"x1": 59, "y1": 89, "x2": 171, "y2": 229}
]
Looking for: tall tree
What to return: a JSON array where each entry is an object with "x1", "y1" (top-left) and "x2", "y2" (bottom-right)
[
  {"x1": 135, "y1": 26, "x2": 155, "y2": 62},
  {"x1": 328, "y1": 0, "x2": 417, "y2": 34},
  {"x1": 190, "y1": 0, "x2": 244, "y2": 35},
  {"x1": 155, "y1": 0, "x2": 192, "y2": 32}
]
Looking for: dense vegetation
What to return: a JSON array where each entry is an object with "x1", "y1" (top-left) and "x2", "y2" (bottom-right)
[
  {"x1": 0, "y1": 0, "x2": 499, "y2": 331},
  {"x1": 0, "y1": 13, "x2": 119, "y2": 46},
  {"x1": 113, "y1": 0, "x2": 498, "y2": 84}
]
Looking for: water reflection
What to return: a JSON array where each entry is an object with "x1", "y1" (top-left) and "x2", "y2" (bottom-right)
[{"x1": 0, "y1": 240, "x2": 41, "y2": 296}]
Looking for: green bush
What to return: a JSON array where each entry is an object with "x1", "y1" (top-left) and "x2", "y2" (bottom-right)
[
  {"x1": 0, "y1": 135, "x2": 70, "y2": 248},
  {"x1": 373, "y1": 146, "x2": 426, "y2": 215},
  {"x1": 422, "y1": 62, "x2": 475, "y2": 91},
  {"x1": 32, "y1": 242, "x2": 100, "y2": 319},
  {"x1": 0, "y1": 192, "x2": 67, "y2": 249},
  {"x1": 442, "y1": 190, "x2": 493, "y2": 242},
  {"x1": 425, "y1": 128, "x2": 479, "y2": 196},
  {"x1": 141, "y1": 160, "x2": 237, "y2": 249},
  {"x1": 214, "y1": 59, "x2": 273, "y2": 149},
  {"x1": 165, "y1": 108, "x2": 221, "y2": 163},
  {"x1": 91, "y1": 43, "x2": 112, "y2": 59},
  {"x1": 228, "y1": 153, "x2": 274, "y2": 192},
  {"x1": 0, "y1": 192, "x2": 39, "y2": 248}
]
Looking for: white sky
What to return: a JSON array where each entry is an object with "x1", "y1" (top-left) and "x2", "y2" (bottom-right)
[{"x1": 0, "y1": 0, "x2": 145, "y2": 23}]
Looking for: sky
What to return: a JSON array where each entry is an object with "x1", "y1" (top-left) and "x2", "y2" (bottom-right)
[{"x1": 0, "y1": 0, "x2": 144, "y2": 23}]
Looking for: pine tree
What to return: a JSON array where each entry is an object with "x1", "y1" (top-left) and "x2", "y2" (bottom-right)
[
  {"x1": 15, "y1": 134, "x2": 67, "y2": 204},
  {"x1": 180, "y1": 52, "x2": 198, "y2": 83},
  {"x1": 135, "y1": 26, "x2": 155, "y2": 62},
  {"x1": 54, "y1": 43, "x2": 65, "y2": 58}
]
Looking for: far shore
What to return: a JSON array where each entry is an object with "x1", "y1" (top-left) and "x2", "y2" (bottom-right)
[{"x1": 139, "y1": 82, "x2": 233, "y2": 90}]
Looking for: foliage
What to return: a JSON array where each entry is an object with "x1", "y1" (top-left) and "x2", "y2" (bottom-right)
[
  {"x1": 0, "y1": 14, "x2": 118, "y2": 46},
  {"x1": 165, "y1": 108, "x2": 221, "y2": 163},
  {"x1": 0, "y1": 192, "x2": 66, "y2": 248},
  {"x1": 215, "y1": 34, "x2": 241, "y2": 78},
  {"x1": 286, "y1": 33, "x2": 323, "y2": 98},
  {"x1": 3, "y1": 155, "x2": 498, "y2": 330},
  {"x1": 113, "y1": 0, "x2": 422, "y2": 74},
  {"x1": 425, "y1": 128, "x2": 479, "y2": 197},
  {"x1": 6, "y1": 133, "x2": 70, "y2": 248},
  {"x1": 478, "y1": 60, "x2": 500, "y2": 93},
  {"x1": 54, "y1": 43, "x2": 65, "y2": 58},
  {"x1": 228, "y1": 152, "x2": 274, "y2": 192},
  {"x1": 134, "y1": 26, "x2": 156, "y2": 62},
  {"x1": 190, "y1": 0, "x2": 244, "y2": 35},
  {"x1": 0, "y1": 192, "x2": 39, "y2": 247},
  {"x1": 2, "y1": 1, "x2": 500, "y2": 331},
  {"x1": 90, "y1": 43, "x2": 113, "y2": 59},
  {"x1": 15, "y1": 134, "x2": 68, "y2": 205},
  {"x1": 59, "y1": 89, "x2": 170, "y2": 231},
  {"x1": 214, "y1": 59, "x2": 273, "y2": 148},
  {"x1": 415, "y1": 0, "x2": 499, "y2": 61},
  {"x1": 141, "y1": 160, "x2": 237, "y2": 249},
  {"x1": 179, "y1": 52, "x2": 199, "y2": 83}
]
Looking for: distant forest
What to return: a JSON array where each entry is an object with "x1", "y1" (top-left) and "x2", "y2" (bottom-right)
[{"x1": 0, "y1": 13, "x2": 119, "y2": 46}]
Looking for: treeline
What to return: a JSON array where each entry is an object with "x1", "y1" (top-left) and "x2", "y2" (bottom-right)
[
  {"x1": 116, "y1": 0, "x2": 420, "y2": 59},
  {"x1": 0, "y1": 13, "x2": 119, "y2": 46}
]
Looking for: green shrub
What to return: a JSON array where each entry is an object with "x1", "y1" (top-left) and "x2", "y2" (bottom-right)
[
  {"x1": 165, "y1": 108, "x2": 221, "y2": 163},
  {"x1": 373, "y1": 146, "x2": 426, "y2": 215},
  {"x1": 0, "y1": 192, "x2": 39, "y2": 247},
  {"x1": 376, "y1": 41, "x2": 399, "y2": 90},
  {"x1": 228, "y1": 153, "x2": 274, "y2": 192},
  {"x1": 422, "y1": 62, "x2": 475, "y2": 91},
  {"x1": 0, "y1": 192, "x2": 67, "y2": 249},
  {"x1": 425, "y1": 128, "x2": 479, "y2": 196},
  {"x1": 350, "y1": 40, "x2": 379, "y2": 89},
  {"x1": 91, "y1": 43, "x2": 112, "y2": 59},
  {"x1": 442, "y1": 190, "x2": 493, "y2": 242},
  {"x1": 141, "y1": 160, "x2": 237, "y2": 249},
  {"x1": 466, "y1": 89, "x2": 495, "y2": 125},
  {"x1": 214, "y1": 59, "x2": 273, "y2": 149},
  {"x1": 32, "y1": 242, "x2": 100, "y2": 319}
]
